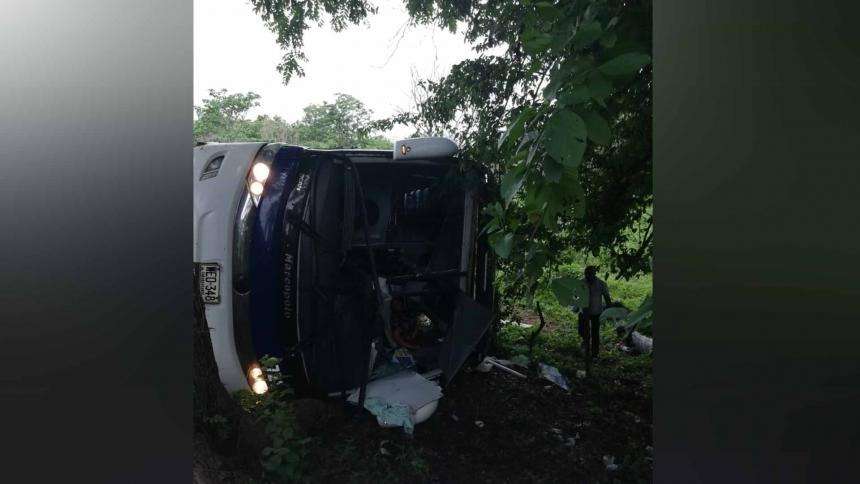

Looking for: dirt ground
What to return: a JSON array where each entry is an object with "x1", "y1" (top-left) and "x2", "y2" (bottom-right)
[{"x1": 300, "y1": 354, "x2": 653, "y2": 483}]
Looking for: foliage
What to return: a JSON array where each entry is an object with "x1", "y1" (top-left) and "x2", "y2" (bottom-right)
[
  {"x1": 194, "y1": 90, "x2": 392, "y2": 149},
  {"x1": 496, "y1": 255, "x2": 651, "y2": 334},
  {"x1": 249, "y1": 0, "x2": 377, "y2": 83},
  {"x1": 620, "y1": 292, "x2": 653, "y2": 334},
  {"x1": 193, "y1": 89, "x2": 263, "y2": 143},
  {"x1": 293, "y1": 93, "x2": 392, "y2": 149},
  {"x1": 495, "y1": 259, "x2": 652, "y2": 376},
  {"x1": 201, "y1": 413, "x2": 231, "y2": 442},
  {"x1": 237, "y1": 356, "x2": 310, "y2": 482},
  {"x1": 550, "y1": 275, "x2": 589, "y2": 309},
  {"x1": 397, "y1": 0, "x2": 652, "y2": 302}
]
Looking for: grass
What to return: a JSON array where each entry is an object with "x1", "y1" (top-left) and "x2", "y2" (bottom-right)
[
  {"x1": 505, "y1": 259, "x2": 652, "y2": 327},
  {"x1": 495, "y1": 258, "x2": 653, "y2": 376}
]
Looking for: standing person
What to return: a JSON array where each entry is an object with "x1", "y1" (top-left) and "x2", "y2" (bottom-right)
[{"x1": 580, "y1": 265, "x2": 612, "y2": 359}]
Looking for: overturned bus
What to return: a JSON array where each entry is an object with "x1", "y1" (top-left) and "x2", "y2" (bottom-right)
[{"x1": 193, "y1": 138, "x2": 496, "y2": 424}]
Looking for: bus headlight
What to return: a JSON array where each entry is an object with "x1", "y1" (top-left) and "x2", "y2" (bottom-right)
[
  {"x1": 251, "y1": 162, "x2": 270, "y2": 182},
  {"x1": 252, "y1": 379, "x2": 268, "y2": 395}
]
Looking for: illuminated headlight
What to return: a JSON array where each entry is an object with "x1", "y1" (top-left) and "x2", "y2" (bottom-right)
[
  {"x1": 252, "y1": 379, "x2": 268, "y2": 395},
  {"x1": 248, "y1": 364, "x2": 268, "y2": 394},
  {"x1": 251, "y1": 162, "x2": 270, "y2": 182},
  {"x1": 246, "y1": 157, "x2": 274, "y2": 206}
]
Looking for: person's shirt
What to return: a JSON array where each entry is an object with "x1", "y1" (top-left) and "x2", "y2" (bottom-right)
[{"x1": 586, "y1": 278, "x2": 611, "y2": 315}]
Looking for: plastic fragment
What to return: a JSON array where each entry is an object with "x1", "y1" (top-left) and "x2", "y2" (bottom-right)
[
  {"x1": 603, "y1": 455, "x2": 618, "y2": 471},
  {"x1": 539, "y1": 363, "x2": 571, "y2": 390}
]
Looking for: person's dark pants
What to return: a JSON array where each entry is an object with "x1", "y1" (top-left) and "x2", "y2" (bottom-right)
[{"x1": 578, "y1": 313, "x2": 601, "y2": 357}]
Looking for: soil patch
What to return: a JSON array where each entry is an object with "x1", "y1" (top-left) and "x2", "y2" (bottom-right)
[{"x1": 302, "y1": 357, "x2": 652, "y2": 483}]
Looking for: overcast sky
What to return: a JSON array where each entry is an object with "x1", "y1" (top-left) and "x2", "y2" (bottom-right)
[{"x1": 194, "y1": 0, "x2": 485, "y2": 140}]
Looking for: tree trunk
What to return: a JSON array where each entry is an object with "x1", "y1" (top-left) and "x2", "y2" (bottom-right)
[{"x1": 193, "y1": 267, "x2": 268, "y2": 476}]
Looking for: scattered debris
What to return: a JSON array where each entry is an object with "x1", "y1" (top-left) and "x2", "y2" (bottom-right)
[
  {"x1": 475, "y1": 356, "x2": 527, "y2": 378},
  {"x1": 501, "y1": 319, "x2": 533, "y2": 328},
  {"x1": 348, "y1": 370, "x2": 443, "y2": 434},
  {"x1": 630, "y1": 331, "x2": 653, "y2": 354},
  {"x1": 475, "y1": 358, "x2": 493, "y2": 373},
  {"x1": 603, "y1": 455, "x2": 618, "y2": 471},
  {"x1": 379, "y1": 440, "x2": 391, "y2": 456},
  {"x1": 539, "y1": 363, "x2": 571, "y2": 390},
  {"x1": 392, "y1": 348, "x2": 416, "y2": 368},
  {"x1": 421, "y1": 369, "x2": 443, "y2": 380},
  {"x1": 624, "y1": 410, "x2": 643, "y2": 424},
  {"x1": 301, "y1": 360, "x2": 653, "y2": 483},
  {"x1": 509, "y1": 354, "x2": 531, "y2": 368},
  {"x1": 363, "y1": 398, "x2": 415, "y2": 435}
]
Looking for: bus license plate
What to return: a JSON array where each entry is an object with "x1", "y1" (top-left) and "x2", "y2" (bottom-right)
[{"x1": 199, "y1": 263, "x2": 220, "y2": 304}]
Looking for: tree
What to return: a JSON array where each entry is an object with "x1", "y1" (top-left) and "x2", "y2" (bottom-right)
[
  {"x1": 194, "y1": 91, "x2": 392, "y2": 149},
  {"x1": 398, "y1": 0, "x2": 653, "y2": 297},
  {"x1": 249, "y1": 0, "x2": 378, "y2": 83},
  {"x1": 193, "y1": 89, "x2": 264, "y2": 142},
  {"x1": 292, "y1": 93, "x2": 392, "y2": 149},
  {"x1": 256, "y1": 114, "x2": 297, "y2": 144}
]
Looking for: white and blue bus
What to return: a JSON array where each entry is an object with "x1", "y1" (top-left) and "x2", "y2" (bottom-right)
[{"x1": 193, "y1": 138, "x2": 496, "y2": 423}]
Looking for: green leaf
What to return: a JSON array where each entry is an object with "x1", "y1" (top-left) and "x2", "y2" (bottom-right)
[
  {"x1": 515, "y1": 130, "x2": 539, "y2": 155},
  {"x1": 560, "y1": 175, "x2": 586, "y2": 217},
  {"x1": 586, "y1": 72, "x2": 612, "y2": 103},
  {"x1": 543, "y1": 109, "x2": 587, "y2": 168},
  {"x1": 622, "y1": 294, "x2": 654, "y2": 333},
  {"x1": 572, "y1": 21, "x2": 602, "y2": 49},
  {"x1": 543, "y1": 158, "x2": 564, "y2": 182},
  {"x1": 535, "y1": 2, "x2": 560, "y2": 22},
  {"x1": 484, "y1": 201, "x2": 503, "y2": 218},
  {"x1": 600, "y1": 31, "x2": 617, "y2": 49},
  {"x1": 500, "y1": 164, "x2": 527, "y2": 205},
  {"x1": 523, "y1": 183, "x2": 547, "y2": 214},
  {"x1": 598, "y1": 52, "x2": 651, "y2": 77},
  {"x1": 550, "y1": 276, "x2": 589, "y2": 308},
  {"x1": 525, "y1": 249, "x2": 547, "y2": 280},
  {"x1": 567, "y1": 180, "x2": 585, "y2": 218},
  {"x1": 542, "y1": 66, "x2": 566, "y2": 101},
  {"x1": 523, "y1": 29, "x2": 553, "y2": 55},
  {"x1": 582, "y1": 110, "x2": 611, "y2": 145},
  {"x1": 480, "y1": 217, "x2": 500, "y2": 237},
  {"x1": 540, "y1": 184, "x2": 565, "y2": 229},
  {"x1": 558, "y1": 85, "x2": 590, "y2": 106},
  {"x1": 499, "y1": 108, "x2": 534, "y2": 149},
  {"x1": 600, "y1": 307, "x2": 630, "y2": 325},
  {"x1": 525, "y1": 141, "x2": 541, "y2": 165},
  {"x1": 488, "y1": 231, "x2": 515, "y2": 259}
]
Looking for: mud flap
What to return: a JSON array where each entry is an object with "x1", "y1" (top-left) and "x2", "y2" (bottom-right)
[{"x1": 437, "y1": 290, "x2": 493, "y2": 385}]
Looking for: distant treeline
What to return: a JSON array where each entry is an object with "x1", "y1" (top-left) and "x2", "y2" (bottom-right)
[{"x1": 194, "y1": 89, "x2": 391, "y2": 149}]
